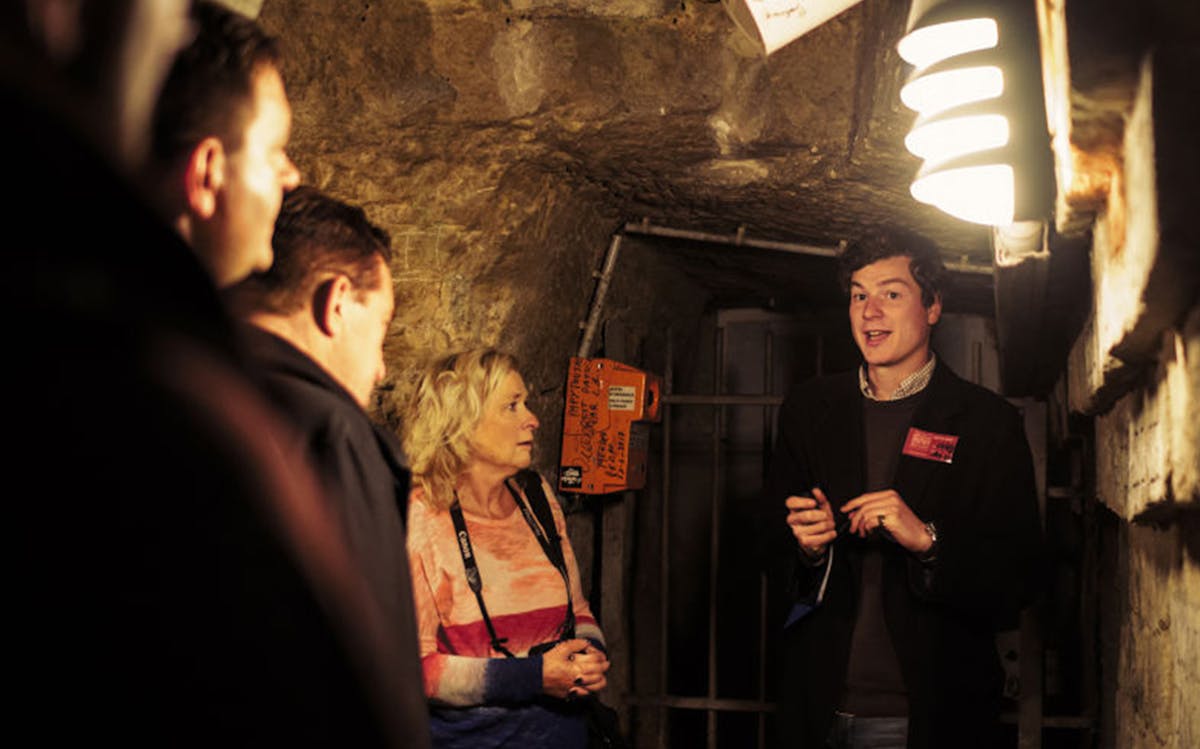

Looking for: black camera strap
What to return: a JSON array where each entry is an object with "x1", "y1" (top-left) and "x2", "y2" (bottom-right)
[
  {"x1": 449, "y1": 471, "x2": 575, "y2": 659},
  {"x1": 449, "y1": 497, "x2": 516, "y2": 658}
]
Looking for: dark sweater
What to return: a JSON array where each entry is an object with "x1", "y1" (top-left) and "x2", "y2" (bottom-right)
[{"x1": 841, "y1": 392, "x2": 925, "y2": 716}]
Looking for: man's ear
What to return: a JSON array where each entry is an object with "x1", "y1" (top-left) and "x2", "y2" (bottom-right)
[
  {"x1": 183, "y1": 137, "x2": 225, "y2": 220},
  {"x1": 312, "y1": 275, "x2": 352, "y2": 338},
  {"x1": 927, "y1": 292, "x2": 943, "y2": 326}
]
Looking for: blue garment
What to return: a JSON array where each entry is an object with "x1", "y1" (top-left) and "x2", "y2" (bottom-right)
[
  {"x1": 827, "y1": 713, "x2": 909, "y2": 749},
  {"x1": 430, "y1": 702, "x2": 586, "y2": 749}
]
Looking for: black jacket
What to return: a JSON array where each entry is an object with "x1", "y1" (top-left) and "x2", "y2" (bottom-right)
[
  {"x1": 241, "y1": 325, "x2": 432, "y2": 749},
  {"x1": 761, "y1": 361, "x2": 1044, "y2": 748},
  {"x1": 11, "y1": 69, "x2": 407, "y2": 745}
]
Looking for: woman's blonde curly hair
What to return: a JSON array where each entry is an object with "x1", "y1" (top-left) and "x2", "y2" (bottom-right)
[{"x1": 403, "y1": 348, "x2": 519, "y2": 510}]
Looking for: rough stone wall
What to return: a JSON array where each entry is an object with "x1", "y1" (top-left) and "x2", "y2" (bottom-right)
[
  {"x1": 265, "y1": 3, "x2": 617, "y2": 458},
  {"x1": 258, "y1": 1, "x2": 737, "y2": 451},
  {"x1": 254, "y1": 0, "x2": 994, "y2": 447},
  {"x1": 256, "y1": 3, "x2": 717, "y2": 619},
  {"x1": 1102, "y1": 521, "x2": 1199, "y2": 749},
  {"x1": 1086, "y1": 310, "x2": 1200, "y2": 749},
  {"x1": 1063, "y1": 46, "x2": 1200, "y2": 749}
]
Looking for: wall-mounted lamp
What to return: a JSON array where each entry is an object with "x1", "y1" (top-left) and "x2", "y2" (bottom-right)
[{"x1": 897, "y1": 0, "x2": 1052, "y2": 226}]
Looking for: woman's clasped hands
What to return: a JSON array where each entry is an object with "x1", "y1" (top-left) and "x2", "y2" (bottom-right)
[{"x1": 542, "y1": 638, "x2": 609, "y2": 700}]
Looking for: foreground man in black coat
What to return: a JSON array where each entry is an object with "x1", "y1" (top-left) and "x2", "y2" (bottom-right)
[
  {"x1": 11, "y1": 2, "x2": 412, "y2": 746},
  {"x1": 227, "y1": 186, "x2": 431, "y2": 748},
  {"x1": 763, "y1": 231, "x2": 1044, "y2": 748}
]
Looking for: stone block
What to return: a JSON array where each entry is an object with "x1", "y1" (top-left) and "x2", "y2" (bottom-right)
[
  {"x1": 1109, "y1": 523, "x2": 1200, "y2": 749},
  {"x1": 1096, "y1": 48, "x2": 1200, "y2": 368},
  {"x1": 1094, "y1": 311, "x2": 1200, "y2": 520},
  {"x1": 1066, "y1": 307, "x2": 1140, "y2": 417}
]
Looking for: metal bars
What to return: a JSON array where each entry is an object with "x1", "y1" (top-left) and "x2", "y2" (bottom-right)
[{"x1": 641, "y1": 317, "x2": 828, "y2": 748}]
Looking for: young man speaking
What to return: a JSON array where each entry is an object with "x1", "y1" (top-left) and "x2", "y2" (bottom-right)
[{"x1": 763, "y1": 230, "x2": 1044, "y2": 749}]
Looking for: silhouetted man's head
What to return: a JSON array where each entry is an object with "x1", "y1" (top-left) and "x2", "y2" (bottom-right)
[
  {"x1": 3, "y1": 0, "x2": 193, "y2": 171},
  {"x1": 151, "y1": 1, "x2": 300, "y2": 288}
]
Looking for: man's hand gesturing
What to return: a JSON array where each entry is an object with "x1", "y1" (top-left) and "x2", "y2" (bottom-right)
[
  {"x1": 785, "y1": 487, "x2": 837, "y2": 558},
  {"x1": 841, "y1": 489, "x2": 933, "y2": 554}
]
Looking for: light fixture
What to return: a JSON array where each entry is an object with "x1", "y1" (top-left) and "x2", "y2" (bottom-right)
[
  {"x1": 897, "y1": 0, "x2": 1052, "y2": 226},
  {"x1": 896, "y1": 17, "x2": 998, "y2": 69}
]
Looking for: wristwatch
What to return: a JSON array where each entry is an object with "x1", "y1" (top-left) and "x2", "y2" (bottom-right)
[{"x1": 917, "y1": 521, "x2": 938, "y2": 563}]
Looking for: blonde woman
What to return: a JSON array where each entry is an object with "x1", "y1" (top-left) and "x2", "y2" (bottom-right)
[{"x1": 404, "y1": 349, "x2": 609, "y2": 748}]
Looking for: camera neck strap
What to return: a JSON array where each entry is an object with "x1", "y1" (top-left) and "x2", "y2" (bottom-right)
[{"x1": 449, "y1": 472, "x2": 575, "y2": 659}]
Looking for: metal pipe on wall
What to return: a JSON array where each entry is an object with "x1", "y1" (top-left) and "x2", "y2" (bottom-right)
[
  {"x1": 706, "y1": 325, "x2": 725, "y2": 749},
  {"x1": 624, "y1": 220, "x2": 840, "y2": 260},
  {"x1": 577, "y1": 234, "x2": 624, "y2": 359},
  {"x1": 658, "y1": 333, "x2": 674, "y2": 749},
  {"x1": 623, "y1": 219, "x2": 994, "y2": 276},
  {"x1": 758, "y1": 329, "x2": 774, "y2": 749}
]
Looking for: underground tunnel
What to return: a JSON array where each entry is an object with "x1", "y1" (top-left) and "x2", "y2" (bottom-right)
[
  {"x1": 246, "y1": 1, "x2": 1196, "y2": 746},
  {"x1": 14, "y1": 0, "x2": 1195, "y2": 747}
]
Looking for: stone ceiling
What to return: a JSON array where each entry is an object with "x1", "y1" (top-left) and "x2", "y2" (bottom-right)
[
  {"x1": 251, "y1": 0, "x2": 1194, "y2": 451},
  {"x1": 262, "y1": 0, "x2": 996, "y2": 313}
]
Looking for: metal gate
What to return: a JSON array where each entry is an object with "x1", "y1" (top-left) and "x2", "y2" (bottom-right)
[{"x1": 626, "y1": 310, "x2": 850, "y2": 749}]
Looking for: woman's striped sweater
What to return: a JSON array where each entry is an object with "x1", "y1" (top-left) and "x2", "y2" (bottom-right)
[{"x1": 407, "y1": 475, "x2": 603, "y2": 748}]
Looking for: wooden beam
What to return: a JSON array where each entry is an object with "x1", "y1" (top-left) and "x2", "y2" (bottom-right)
[{"x1": 994, "y1": 233, "x2": 1090, "y2": 398}]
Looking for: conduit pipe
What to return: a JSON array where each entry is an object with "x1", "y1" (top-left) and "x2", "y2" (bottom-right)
[
  {"x1": 576, "y1": 234, "x2": 624, "y2": 358},
  {"x1": 576, "y1": 219, "x2": 993, "y2": 358},
  {"x1": 624, "y1": 219, "x2": 841, "y2": 259},
  {"x1": 624, "y1": 219, "x2": 994, "y2": 276}
]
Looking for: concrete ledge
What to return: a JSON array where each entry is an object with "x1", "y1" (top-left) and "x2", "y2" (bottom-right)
[
  {"x1": 1066, "y1": 47, "x2": 1200, "y2": 415},
  {"x1": 1108, "y1": 47, "x2": 1200, "y2": 365}
]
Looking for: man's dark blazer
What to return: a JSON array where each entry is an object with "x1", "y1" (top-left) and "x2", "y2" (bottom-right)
[
  {"x1": 240, "y1": 325, "x2": 432, "y2": 749},
  {"x1": 761, "y1": 360, "x2": 1044, "y2": 749}
]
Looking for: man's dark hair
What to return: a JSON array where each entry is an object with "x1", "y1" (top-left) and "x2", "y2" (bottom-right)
[
  {"x1": 229, "y1": 186, "x2": 393, "y2": 315},
  {"x1": 151, "y1": 1, "x2": 280, "y2": 164},
  {"x1": 836, "y1": 228, "x2": 947, "y2": 308}
]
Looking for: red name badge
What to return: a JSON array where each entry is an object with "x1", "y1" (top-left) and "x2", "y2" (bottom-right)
[{"x1": 902, "y1": 427, "x2": 959, "y2": 464}]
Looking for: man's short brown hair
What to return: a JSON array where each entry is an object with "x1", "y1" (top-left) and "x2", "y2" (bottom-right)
[
  {"x1": 836, "y1": 228, "x2": 947, "y2": 309},
  {"x1": 151, "y1": 1, "x2": 280, "y2": 164},
  {"x1": 228, "y1": 186, "x2": 392, "y2": 315}
]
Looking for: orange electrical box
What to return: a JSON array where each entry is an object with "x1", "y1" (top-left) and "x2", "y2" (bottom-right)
[{"x1": 559, "y1": 357, "x2": 662, "y2": 494}]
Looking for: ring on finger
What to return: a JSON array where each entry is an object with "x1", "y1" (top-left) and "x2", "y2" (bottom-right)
[{"x1": 877, "y1": 513, "x2": 886, "y2": 529}]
